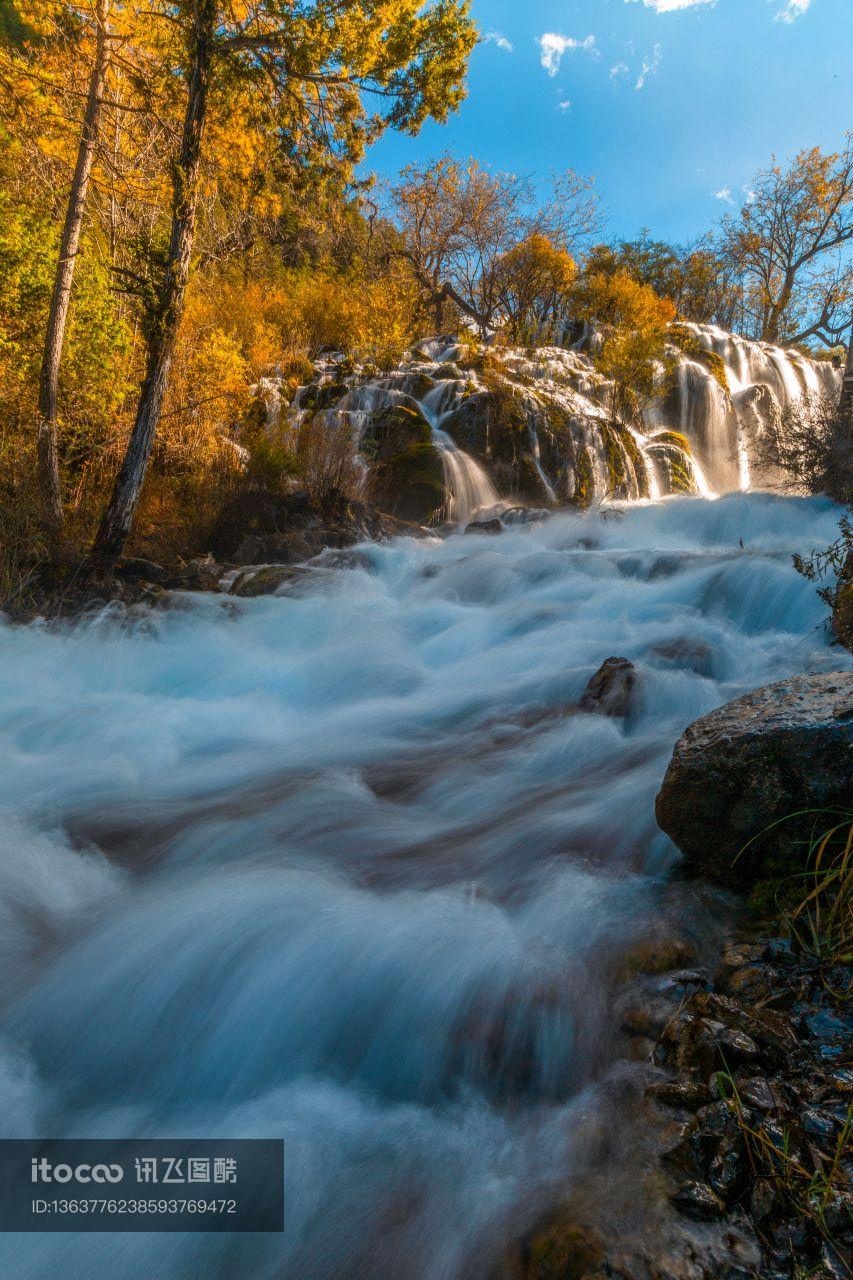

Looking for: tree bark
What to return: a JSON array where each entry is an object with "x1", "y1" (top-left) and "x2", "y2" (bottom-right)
[
  {"x1": 89, "y1": 0, "x2": 215, "y2": 568},
  {"x1": 840, "y1": 318, "x2": 853, "y2": 440},
  {"x1": 37, "y1": 0, "x2": 109, "y2": 551}
]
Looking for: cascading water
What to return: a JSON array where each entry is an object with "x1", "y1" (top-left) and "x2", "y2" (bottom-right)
[
  {"x1": 420, "y1": 383, "x2": 503, "y2": 523},
  {"x1": 0, "y1": 492, "x2": 849, "y2": 1280},
  {"x1": 288, "y1": 325, "x2": 839, "y2": 519},
  {"x1": 671, "y1": 323, "x2": 842, "y2": 492},
  {"x1": 432, "y1": 427, "x2": 502, "y2": 523}
]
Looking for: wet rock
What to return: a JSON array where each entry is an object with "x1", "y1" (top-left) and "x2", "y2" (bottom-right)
[
  {"x1": 580, "y1": 657, "x2": 639, "y2": 718},
  {"x1": 737, "y1": 1077, "x2": 780, "y2": 1113},
  {"x1": 233, "y1": 534, "x2": 269, "y2": 566},
  {"x1": 646, "y1": 1079, "x2": 712, "y2": 1111},
  {"x1": 695, "y1": 993, "x2": 800, "y2": 1060},
  {"x1": 115, "y1": 556, "x2": 167, "y2": 584},
  {"x1": 620, "y1": 1003, "x2": 670, "y2": 1038},
  {"x1": 650, "y1": 636, "x2": 714, "y2": 677},
  {"x1": 721, "y1": 942, "x2": 766, "y2": 969},
  {"x1": 815, "y1": 1242, "x2": 852, "y2": 1280},
  {"x1": 822, "y1": 1190, "x2": 853, "y2": 1235},
  {"x1": 749, "y1": 1178, "x2": 777, "y2": 1224},
  {"x1": 655, "y1": 671, "x2": 853, "y2": 887},
  {"x1": 465, "y1": 518, "x2": 504, "y2": 536},
  {"x1": 519, "y1": 1219, "x2": 606, "y2": 1280},
  {"x1": 230, "y1": 565, "x2": 311, "y2": 598},
  {"x1": 622, "y1": 935, "x2": 697, "y2": 976},
  {"x1": 801, "y1": 1107, "x2": 838, "y2": 1140},
  {"x1": 669, "y1": 1180, "x2": 726, "y2": 1221},
  {"x1": 708, "y1": 1135, "x2": 747, "y2": 1200}
]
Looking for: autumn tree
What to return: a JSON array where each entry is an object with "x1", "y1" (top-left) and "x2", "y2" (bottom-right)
[
  {"x1": 493, "y1": 234, "x2": 576, "y2": 344},
  {"x1": 584, "y1": 232, "x2": 739, "y2": 329},
  {"x1": 87, "y1": 0, "x2": 477, "y2": 567},
  {"x1": 389, "y1": 156, "x2": 599, "y2": 333},
  {"x1": 0, "y1": 0, "x2": 115, "y2": 546},
  {"x1": 572, "y1": 268, "x2": 676, "y2": 423},
  {"x1": 719, "y1": 138, "x2": 853, "y2": 346}
]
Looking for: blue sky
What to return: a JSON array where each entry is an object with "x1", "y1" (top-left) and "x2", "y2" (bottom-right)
[{"x1": 369, "y1": 0, "x2": 851, "y2": 245}]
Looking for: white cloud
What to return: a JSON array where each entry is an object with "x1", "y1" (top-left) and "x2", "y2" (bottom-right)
[
  {"x1": 610, "y1": 61, "x2": 629, "y2": 83},
  {"x1": 774, "y1": 0, "x2": 811, "y2": 21},
  {"x1": 538, "y1": 33, "x2": 597, "y2": 77},
  {"x1": 714, "y1": 187, "x2": 736, "y2": 205},
  {"x1": 558, "y1": 100, "x2": 572, "y2": 112},
  {"x1": 635, "y1": 44, "x2": 662, "y2": 89},
  {"x1": 626, "y1": 0, "x2": 715, "y2": 11},
  {"x1": 743, "y1": 186, "x2": 757, "y2": 204},
  {"x1": 484, "y1": 30, "x2": 514, "y2": 52}
]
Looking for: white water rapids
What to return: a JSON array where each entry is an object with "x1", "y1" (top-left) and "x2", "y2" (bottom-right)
[{"x1": 0, "y1": 493, "x2": 850, "y2": 1279}]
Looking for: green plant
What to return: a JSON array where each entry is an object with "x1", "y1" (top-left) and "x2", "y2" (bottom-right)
[
  {"x1": 737, "y1": 809, "x2": 852, "y2": 969},
  {"x1": 714, "y1": 1066, "x2": 853, "y2": 1249}
]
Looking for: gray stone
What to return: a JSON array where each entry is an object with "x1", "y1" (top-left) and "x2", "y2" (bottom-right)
[
  {"x1": 464, "y1": 518, "x2": 503, "y2": 536},
  {"x1": 669, "y1": 1180, "x2": 726, "y2": 1221},
  {"x1": 655, "y1": 671, "x2": 853, "y2": 887}
]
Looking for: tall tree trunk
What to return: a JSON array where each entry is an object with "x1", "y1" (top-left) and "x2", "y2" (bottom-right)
[
  {"x1": 37, "y1": 0, "x2": 109, "y2": 551},
  {"x1": 89, "y1": 0, "x2": 215, "y2": 568},
  {"x1": 840, "y1": 319, "x2": 853, "y2": 437}
]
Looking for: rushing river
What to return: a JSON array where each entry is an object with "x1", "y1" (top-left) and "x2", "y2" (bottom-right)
[{"x1": 0, "y1": 492, "x2": 849, "y2": 1280}]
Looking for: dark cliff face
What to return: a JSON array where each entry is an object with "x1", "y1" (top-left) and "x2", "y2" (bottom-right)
[{"x1": 655, "y1": 670, "x2": 853, "y2": 888}]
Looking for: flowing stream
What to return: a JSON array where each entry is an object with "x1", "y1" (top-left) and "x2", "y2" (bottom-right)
[{"x1": 0, "y1": 493, "x2": 849, "y2": 1279}]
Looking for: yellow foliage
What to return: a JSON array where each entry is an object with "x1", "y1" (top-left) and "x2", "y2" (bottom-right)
[
  {"x1": 573, "y1": 269, "x2": 677, "y2": 422},
  {"x1": 494, "y1": 234, "x2": 577, "y2": 344}
]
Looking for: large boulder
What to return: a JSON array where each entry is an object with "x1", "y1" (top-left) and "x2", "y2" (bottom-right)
[
  {"x1": 362, "y1": 405, "x2": 446, "y2": 524},
  {"x1": 655, "y1": 671, "x2": 853, "y2": 887},
  {"x1": 441, "y1": 388, "x2": 555, "y2": 504}
]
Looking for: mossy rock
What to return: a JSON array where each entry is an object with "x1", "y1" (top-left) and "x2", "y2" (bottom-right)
[
  {"x1": 370, "y1": 441, "x2": 445, "y2": 524},
  {"x1": 361, "y1": 404, "x2": 432, "y2": 462},
  {"x1": 612, "y1": 424, "x2": 651, "y2": 499},
  {"x1": 396, "y1": 372, "x2": 438, "y2": 403},
  {"x1": 651, "y1": 429, "x2": 691, "y2": 453},
  {"x1": 570, "y1": 446, "x2": 595, "y2": 509},
  {"x1": 298, "y1": 381, "x2": 350, "y2": 413},
  {"x1": 599, "y1": 423, "x2": 631, "y2": 498},
  {"x1": 442, "y1": 385, "x2": 528, "y2": 464}
]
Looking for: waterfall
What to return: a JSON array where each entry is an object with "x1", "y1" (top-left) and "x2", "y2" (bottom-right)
[
  {"x1": 673, "y1": 323, "x2": 842, "y2": 493},
  {"x1": 283, "y1": 325, "x2": 842, "y2": 520},
  {"x1": 432, "y1": 428, "x2": 501, "y2": 523},
  {"x1": 528, "y1": 420, "x2": 558, "y2": 503},
  {"x1": 675, "y1": 359, "x2": 740, "y2": 493},
  {"x1": 420, "y1": 383, "x2": 502, "y2": 523}
]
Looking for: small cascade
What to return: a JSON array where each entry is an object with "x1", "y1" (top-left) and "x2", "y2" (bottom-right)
[
  {"x1": 528, "y1": 421, "x2": 558, "y2": 504},
  {"x1": 420, "y1": 382, "x2": 502, "y2": 523},
  {"x1": 432, "y1": 429, "x2": 502, "y2": 523},
  {"x1": 673, "y1": 359, "x2": 741, "y2": 493},
  {"x1": 671, "y1": 323, "x2": 842, "y2": 492}
]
